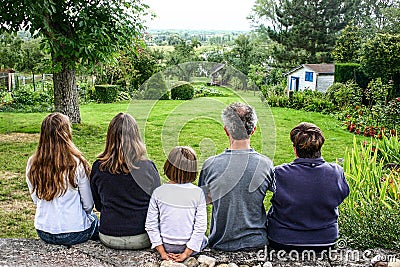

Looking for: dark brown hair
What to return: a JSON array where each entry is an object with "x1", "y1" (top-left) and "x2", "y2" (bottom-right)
[
  {"x1": 290, "y1": 122, "x2": 325, "y2": 159},
  {"x1": 164, "y1": 146, "x2": 197, "y2": 184},
  {"x1": 98, "y1": 112, "x2": 146, "y2": 174},
  {"x1": 28, "y1": 112, "x2": 90, "y2": 201}
]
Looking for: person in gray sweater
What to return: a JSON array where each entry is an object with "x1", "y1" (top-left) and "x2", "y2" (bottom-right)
[{"x1": 198, "y1": 102, "x2": 275, "y2": 251}]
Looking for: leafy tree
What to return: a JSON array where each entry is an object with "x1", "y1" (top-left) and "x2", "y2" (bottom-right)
[
  {"x1": 349, "y1": 0, "x2": 400, "y2": 36},
  {"x1": 0, "y1": 32, "x2": 22, "y2": 70},
  {"x1": 332, "y1": 25, "x2": 363, "y2": 63},
  {"x1": 165, "y1": 38, "x2": 201, "y2": 81},
  {"x1": 361, "y1": 33, "x2": 400, "y2": 97},
  {"x1": 381, "y1": 5, "x2": 400, "y2": 34},
  {"x1": 251, "y1": 0, "x2": 352, "y2": 64},
  {"x1": 225, "y1": 34, "x2": 255, "y2": 75},
  {"x1": 18, "y1": 37, "x2": 50, "y2": 91},
  {"x1": 1, "y1": 0, "x2": 148, "y2": 123}
]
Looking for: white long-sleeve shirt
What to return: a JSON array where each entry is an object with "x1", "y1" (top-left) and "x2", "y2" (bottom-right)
[
  {"x1": 145, "y1": 183, "x2": 207, "y2": 252},
  {"x1": 26, "y1": 157, "x2": 94, "y2": 234}
]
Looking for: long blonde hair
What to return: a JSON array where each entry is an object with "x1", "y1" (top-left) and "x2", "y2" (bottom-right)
[
  {"x1": 98, "y1": 112, "x2": 147, "y2": 174},
  {"x1": 28, "y1": 113, "x2": 90, "y2": 201}
]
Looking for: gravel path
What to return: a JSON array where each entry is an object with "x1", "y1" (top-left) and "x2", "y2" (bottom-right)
[{"x1": 1, "y1": 238, "x2": 399, "y2": 267}]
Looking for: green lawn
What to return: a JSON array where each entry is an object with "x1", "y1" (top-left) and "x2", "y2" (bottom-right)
[{"x1": 0, "y1": 90, "x2": 367, "y2": 238}]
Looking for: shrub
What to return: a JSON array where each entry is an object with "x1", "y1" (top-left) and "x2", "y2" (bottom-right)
[
  {"x1": 93, "y1": 85, "x2": 120, "y2": 103},
  {"x1": 325, "y1": 81, "x2": 363, "y2": 110},
  {"x1": 335, "y1": 63, "x2": 369, "y2": 88},
  {"x1": 194, "y1": 87, "x2": 231, "y2": 98},
  {"x1": 171, "y1": 82, "x2": 194, "y2": 100},
  {"x1": 340, "y1": 137, "x2": 400, "y2": 249},
  {"x1": 143, "y1": 73, "x2": 168, "y2": 100},
  {"x1": 0, "y1": 86, "x2": 53, "y2": 112}
]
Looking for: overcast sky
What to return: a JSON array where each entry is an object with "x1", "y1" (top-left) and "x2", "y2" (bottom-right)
[{"x1": 144, "y1": 0, "x2": 255, "y2": 31}]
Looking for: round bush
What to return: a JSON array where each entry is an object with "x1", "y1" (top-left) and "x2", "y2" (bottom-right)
[{"x1": 171, "y1": 82, "x2": 194, "y2": 100}]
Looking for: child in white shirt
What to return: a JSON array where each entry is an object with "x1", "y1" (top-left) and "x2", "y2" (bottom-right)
[{"x1": 145, "y1": 146, "x2": 207, "y2": 262}]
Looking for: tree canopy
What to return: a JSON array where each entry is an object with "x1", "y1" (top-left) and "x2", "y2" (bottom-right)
[
  {"x1": 250, "y1": 0, "x2": 354, "y2": 65},
  {"x1": 0, "y1": 0, "x2": 149, "y2": 123}
]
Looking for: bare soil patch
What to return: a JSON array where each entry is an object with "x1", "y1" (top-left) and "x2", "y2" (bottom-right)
[{"x1": 0, "y1": 133, "x2": 39, "y2": 143}]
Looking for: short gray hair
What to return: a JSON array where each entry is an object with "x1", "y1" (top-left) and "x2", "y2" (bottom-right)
[{"x1": 222, "y1": 102, "x2": 258, "y2": 140}]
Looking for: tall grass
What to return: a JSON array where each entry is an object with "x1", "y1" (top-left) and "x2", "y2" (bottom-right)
[{"x1": 340, "y1": 135, "x2": 400, "y2": 249}]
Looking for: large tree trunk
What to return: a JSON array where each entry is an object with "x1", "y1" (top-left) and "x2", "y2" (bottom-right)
[{"x1": 53, "y1": 59, "x2": 81, "y2": 123}]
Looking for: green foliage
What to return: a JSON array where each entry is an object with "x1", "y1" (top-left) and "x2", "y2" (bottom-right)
[
  {"x1": 1, "y1": 0, "x2": 149, "y2": 123},
  {"x1": 252, "y1": 0, "x2": 353, "y2": 63},
  {"x1": 166, "y1": 37, "x2": 201, "y2": 66},
  {"x1": 143, "y1": 72, "x2": 168, "y2": 100},
  {"x1": 93, "y1": 85, "x2": 120, "y2": 103},
  {"x1": 361, "y1": 33, "x2": 400, "y2": 98},
  {"x1": 248, "y1": 64, "x2": 265, "y2": 88},
  {"x1": 0, "y1": 32, "x2": 22, "y2": 70},
  {"x1": 334, "y1": 63, "x2": 369, "y2": 88},
  {"x1": 340, "y1": 136, "x2": 400, "y2": 249},
  {"x1": 95, "y1": 47, "x2": 164, "y2": 93},
  {"x1": 0, "y1": 85, "x2": 53, "y2": 112},
  {"x1": 332, "y1": 25, "x2": 363, "y2": 63},
  {"x1": 364, "y1": 78, "x2": 391, "y2": 107},
  {"x1": 193, "y1": 85, "x2": 232, "y2": 98},
  {"x1": 340, "y1": 79, "x2": 399, "y2": 136},
  {"x1": 263, "y1": 89, "x2": 337, "y2": 114},
  {"x1": 171, "y1": 82, "x2": 194, "y2": 100},
  {"x1": 325, "y1": 81, "x2": 363, "y2": 110}
]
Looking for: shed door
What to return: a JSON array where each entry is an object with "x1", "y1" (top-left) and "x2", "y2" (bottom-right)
[{"x1": 290, "y1": 77, "x2": 300, "y2": 92}]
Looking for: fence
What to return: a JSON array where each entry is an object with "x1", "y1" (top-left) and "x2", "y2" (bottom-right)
[{"x1": 0, "y1": 72, "x2": 53, "y2": 91}]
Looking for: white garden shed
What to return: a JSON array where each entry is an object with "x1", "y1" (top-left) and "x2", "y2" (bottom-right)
[{"x1": 285, "y1": 64, "x2": 335, "y2": 93}]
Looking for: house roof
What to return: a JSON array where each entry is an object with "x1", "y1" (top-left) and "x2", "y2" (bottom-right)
[
  {"x1": 210, "y1": 63, "x2": 225, "y2": 75},
  {"x1": 304, "y1": 64, "x2": 334, "y2": 74},
  {"x1": 284, "y1": 64, "x2": 334, "y2": 76}
]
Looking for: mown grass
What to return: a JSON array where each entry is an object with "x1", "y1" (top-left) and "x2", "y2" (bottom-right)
[{"x1": 0, "y1": 89, "x2": 366, "y2": 238}]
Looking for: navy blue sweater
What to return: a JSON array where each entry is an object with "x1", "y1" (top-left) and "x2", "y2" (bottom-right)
[
  {"x1": 267, "y1": 157, "x2": 349, "y2": 245},
  {"x1": 90, "y1": 160, "x2": 161, "y2": 236}
]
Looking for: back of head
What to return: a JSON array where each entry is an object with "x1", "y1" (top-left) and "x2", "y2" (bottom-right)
[
  {"x1": 290, "y1": 122, "x2": 325, "y2": 159},
  {"x1": 164, "y1": 146, "x2": 197, "y2": 184},
  {"x1": 222, "y1": 102, "x2": 257, "y2": 140},
  {"x1": 28, "y1": 112, "x2": 89, "y2": 201},
  {"x1": 98, "y1": 112, "x2": 147, "y2": 174}
]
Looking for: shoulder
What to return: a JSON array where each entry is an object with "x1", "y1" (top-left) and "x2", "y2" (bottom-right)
[
  {"x1": 324, "y1": 162, "x2": 344, "y2": 173},
  {"x1": 252, "y1": 151, "x2": 273, "y2": 165},
  {"x1": 136, "y1": 159, "x2": 157, "y2": 169},
  {"x1": 201, "y1": 154, "x2": 220, "y2": 170}
]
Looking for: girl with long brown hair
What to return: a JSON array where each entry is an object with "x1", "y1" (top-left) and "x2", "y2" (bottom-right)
[
  {"x1": 26, "y1": 112, "x2": 99, "y2": 246},
  {"x1": 90, "y1": 112, "x2": 160, "y2": 250}
]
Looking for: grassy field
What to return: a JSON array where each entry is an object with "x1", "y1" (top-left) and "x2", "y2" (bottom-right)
[{"x1": 0, "y1": 90, "x2": 366, "y2": 238}]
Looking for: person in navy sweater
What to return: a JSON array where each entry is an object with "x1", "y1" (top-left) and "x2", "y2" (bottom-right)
[
  {"x1": 267, "y1": 122, "x2": 350, "y2": 252},
  {"x1": 90, "y1": 113, "x2": 161, "y2": 250}
]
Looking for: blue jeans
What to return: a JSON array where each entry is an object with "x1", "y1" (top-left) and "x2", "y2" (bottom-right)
[{"x1": 37, "y1": 214, "x2": 99, "y2": 246}]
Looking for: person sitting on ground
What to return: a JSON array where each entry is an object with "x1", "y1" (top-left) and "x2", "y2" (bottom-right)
[
  {"x1": 267, "y1": 122, "x2": 350, "y2": 252},
  {"x1": 26, "y1": 112, "x2": 99, "y2": 246},
  {"x1": 146, "y1": 146, "x2": 207, "y2": 262},
  {"x1": 198, "y1": 102, "x2": 275, "y2": 251},
  {"x1": 90, "y1": 112, "x2": 161, "y2": 250}
]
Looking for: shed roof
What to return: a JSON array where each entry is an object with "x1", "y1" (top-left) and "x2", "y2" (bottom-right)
[
  {"x1": 284, "y1": 64, "x2": 334, "y2": 76},
  {"x1": 304, "y1": 64, "x2": 334, "y2": 74}
]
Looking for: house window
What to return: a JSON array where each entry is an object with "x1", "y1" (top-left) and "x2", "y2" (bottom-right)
[{"x1": 305, "y1": 71, "x2": 313, "y2": 82}]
